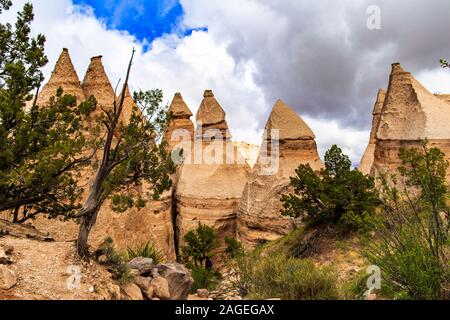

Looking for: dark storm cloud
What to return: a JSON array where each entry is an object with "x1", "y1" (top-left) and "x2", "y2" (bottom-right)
[{"x1": 184, "y1": 0, "x2": 450, "y2": 130}]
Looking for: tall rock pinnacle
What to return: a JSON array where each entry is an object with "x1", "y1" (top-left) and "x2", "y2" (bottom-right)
[
  {"x1": 238, "y1": 100, "x2": 323, "y2": 248},
  {"x1": 37, "y1": 48, "x2": 85, "y2": 106},
  {"x1": 372, "y1": 63, "x2": 450, "y2": 181},
  {"x1": 81, "y1": 55, "x2": 116, "y2": 112}
]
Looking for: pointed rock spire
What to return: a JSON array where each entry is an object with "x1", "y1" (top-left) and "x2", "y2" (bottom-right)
[
  {"x1": 196, "y1": 90, "x2": 230, "y2": 140},
  {"x1": 164, "y1": 92, "x2": 195, "y2": 153},
  {"x1": 265, "y1": 99, "x2": 315, "y2": 140},
  {"x1": 169, "y1": 93, "x2": 193, "y2": 118},
  {"x1": 196, "y1": 90, "x2": 226, "y2": 126},
  {"x1": 377, "y1": 63, "x2": 450, "y2": 140},
  {"x1": 81, "y1": 55, "x2": 116, "y2": 111},
  {"x1": 37, "y1": 48, "x2": 85, "y2": 106}
]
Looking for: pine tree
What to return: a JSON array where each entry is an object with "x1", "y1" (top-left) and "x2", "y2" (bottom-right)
[{"x1": 0, "y1": 2, "x2": 96, "y2": 222}]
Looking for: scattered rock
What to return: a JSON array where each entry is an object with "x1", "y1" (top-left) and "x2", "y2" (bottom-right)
[
  {"x1": 151, "y1": 276, "x2": 170, "y2": 300},
  {"x1": 128, "y1": 257, "x2": 153, "y2": 275},
  {"x1": 142, "y1": 285, "x2": 155, "y2": 300},
  {"x1": 121, "y1": 283, "x2": 144, "y2": 301},
  {"x1": 0, "y1": 247, "x2": 13, "y2": 264},
  {"x1": 197, "y1": 289, "x2": 209, "y2": 298},
  {"x1": 0, "y1": 265, "x2": 17, "y2": 290},
  {"x1": 156, "y1": 263, "x2": 193, "y2": 300},
  {"x1": 3, "y1": 244, "x2": 14, "y2": 255},
  {"x1": 134, "y1": 276, "x2": 151, "y2": 292}
]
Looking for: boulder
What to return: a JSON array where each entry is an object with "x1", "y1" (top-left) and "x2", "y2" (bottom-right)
[
  {"x1": 0, "y1": 247, "x2": 12, "y2": 265},
  {"x1": 128, "y1": 257, "x2": 153, "y2": 275},
  {"x1": 0, "y1": 265, "x2": 17, "y2": 290},
  {"x1": 155, "y1": 263, "x2": 193, "y2": 300},
  {"x1": 121, "y1": 283, "x2": 144, "y2": 300},
  {"x1": 151, "y1": 276, "x2": 171, "y2": 300},
  {"x1": 134, "y1": 276, "x2": 151, "y2": 292},
  {"x1": 238, "y1": 100, "x2": 323, "y2": 248}
]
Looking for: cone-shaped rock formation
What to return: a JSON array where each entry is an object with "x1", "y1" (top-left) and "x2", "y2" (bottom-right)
[
  {"x1": 82, "y1": 56, "x2": 116, "y2": 113},
  {"x1": 371, "y1": 63, "x2": 450, "y2": 182},
  {"x1": 164, "y1": 93, "x2": 195, "y2": 154},
  {"x1": 37, "y1": 48, "x2": 85, "y2": 106},
  {"x1": 238, "y1": 100, "x2": 323, "y2": 248},
  {"x1": 358, "y1": 89, "x2": 386, "y2": 175},
  {"x1": 175, "y1": 90, "x2": 249, "y2": 252}
]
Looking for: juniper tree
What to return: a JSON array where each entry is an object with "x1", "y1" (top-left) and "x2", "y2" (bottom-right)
[
  {"x1": 0, "y1": 2, "x2": 97, "y2": 222},
  {"x1": 440, "y1": 59, "x2": 449, "y2": 69},
  {"x1": 74, "y1": 49, "x2": 175, "y2": 258},
  {"x1": 281, "y1": 145, "x2": 378, "y2": 230}
]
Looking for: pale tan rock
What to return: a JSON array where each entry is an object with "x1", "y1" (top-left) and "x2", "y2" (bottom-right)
[
  {"x1": 238, "y1": 100, "x2": 323, "y2": 248},
  {"x1": 37, "y1": 48, "x2": 86, "y2": 106},
  {"x1": 175, "y1": 90, "x2": 249, "y2": 251},
  {"x1": 151, "y1": 276, "x2": 171, "y2": 300},
  {"x1": 156, "y1": 263, "x2": 193, "y2": 300},
  {"x1": 121, "y1": 283, "x2": 144, "y2": 300},
  {"x1": 164, "y1": 92, "x2": 195, "y2": 155},
  {"x1": 233, "y1": 142, "x2": 260, "y2": 168},
  {"x1": 371, "y1": 63, "x2": 450, "y2": 182},
  {"x1": 0, "y1": 265, "x2": 17, "y2": 290},
  {"x1": 359, "y1": 89, "x2": 386, "y2": 175}
]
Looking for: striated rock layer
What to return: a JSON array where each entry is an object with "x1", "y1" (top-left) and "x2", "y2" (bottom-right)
[
  {"x1": 175, "y1": 91, "x2": 249, "y2": 251},
  {"x1": 238, "y1": 100, "x2": 323, "y2": 248},
  {"x1": 371, "y1": 63, "x2": 450, "y2": 182},
  {"x1": 358, "y1": 89, "x2": 386, "y2": 175}
]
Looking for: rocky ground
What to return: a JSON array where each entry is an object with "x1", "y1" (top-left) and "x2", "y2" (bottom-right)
[{"x1": 0, "y1": 236, "x2": 118, "y2": 300}]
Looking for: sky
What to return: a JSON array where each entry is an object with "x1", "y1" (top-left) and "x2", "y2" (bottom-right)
[{"x1": 2, "y1": 0, "x2": 450, "y2": 165}]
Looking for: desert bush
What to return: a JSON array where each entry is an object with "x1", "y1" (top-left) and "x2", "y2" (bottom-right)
[
  {"x1": 282, "y1": 145, "x2": 378, "y2": 231},
  {"x1": 181, "y1": 223, "x2": 219, "y2": 268},
  {"x1": 366, "y1": 141, "x2": 449, "y2": 300},
  {"x1": 126, "y1": 241, "x2": 164, "y2": 265},
  {"x1": 190, "y1": 266, "x2": 222, "y2": 293},
  {"x1": 235, "y1": 251, "x2": 338, "y2": 300},
  {"x1": 95, "y1": 237, "x2": 133, "y2": 284},
  {"x1": 224, "y1": 237, "x2": 244, "y2": 259}
]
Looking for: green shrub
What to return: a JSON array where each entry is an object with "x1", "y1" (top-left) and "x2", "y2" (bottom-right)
[
  {"x1": 181, "y1": 223, "x2": 219, "y2": 268},
  {"x1": 126, "y1": 241, "x2": 164, "y2": 265},
  {"x1": 96, "y1": 237, "x2": 133, "y2": 284},
  {"x1": 190, "y1": 266, "x2": 222, "y2": 293},
  {"x1": 366, "y1": 141, "x2": 449, "y2": 300},
  {"x1": 281, "y1": 145, "x2": 378, "y2": 232},
  {"x1": 235, "y1": 252, "x2": 339, "y2": 300},
  {"x1": 224, "y1": 237, "x2": 244, "y2": 259}
]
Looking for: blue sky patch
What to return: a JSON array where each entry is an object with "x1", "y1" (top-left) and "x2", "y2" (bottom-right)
[{"x1": 73, "y1": 0, "x2": 206, "y2": 46}]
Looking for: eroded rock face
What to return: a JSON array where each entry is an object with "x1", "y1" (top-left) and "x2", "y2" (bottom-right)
[
  {"x1": 29, "y1": 51, "x2": 176, "y2": 261},
  {"x1": 37, "y1": 48, "x2": 86, "y2": 107},
  {"x1": 359, "y1": 89, "x2": 386, "y2": 175},
  {"x1": 175, "y1": 90, "x2": 249, "y2": 250},
  {"x1": 238, "y1": 100, "x2": 323, "y2": 248},
  {"x1": 371, "y1": 63, "x2": 450, "y2": 182}
]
